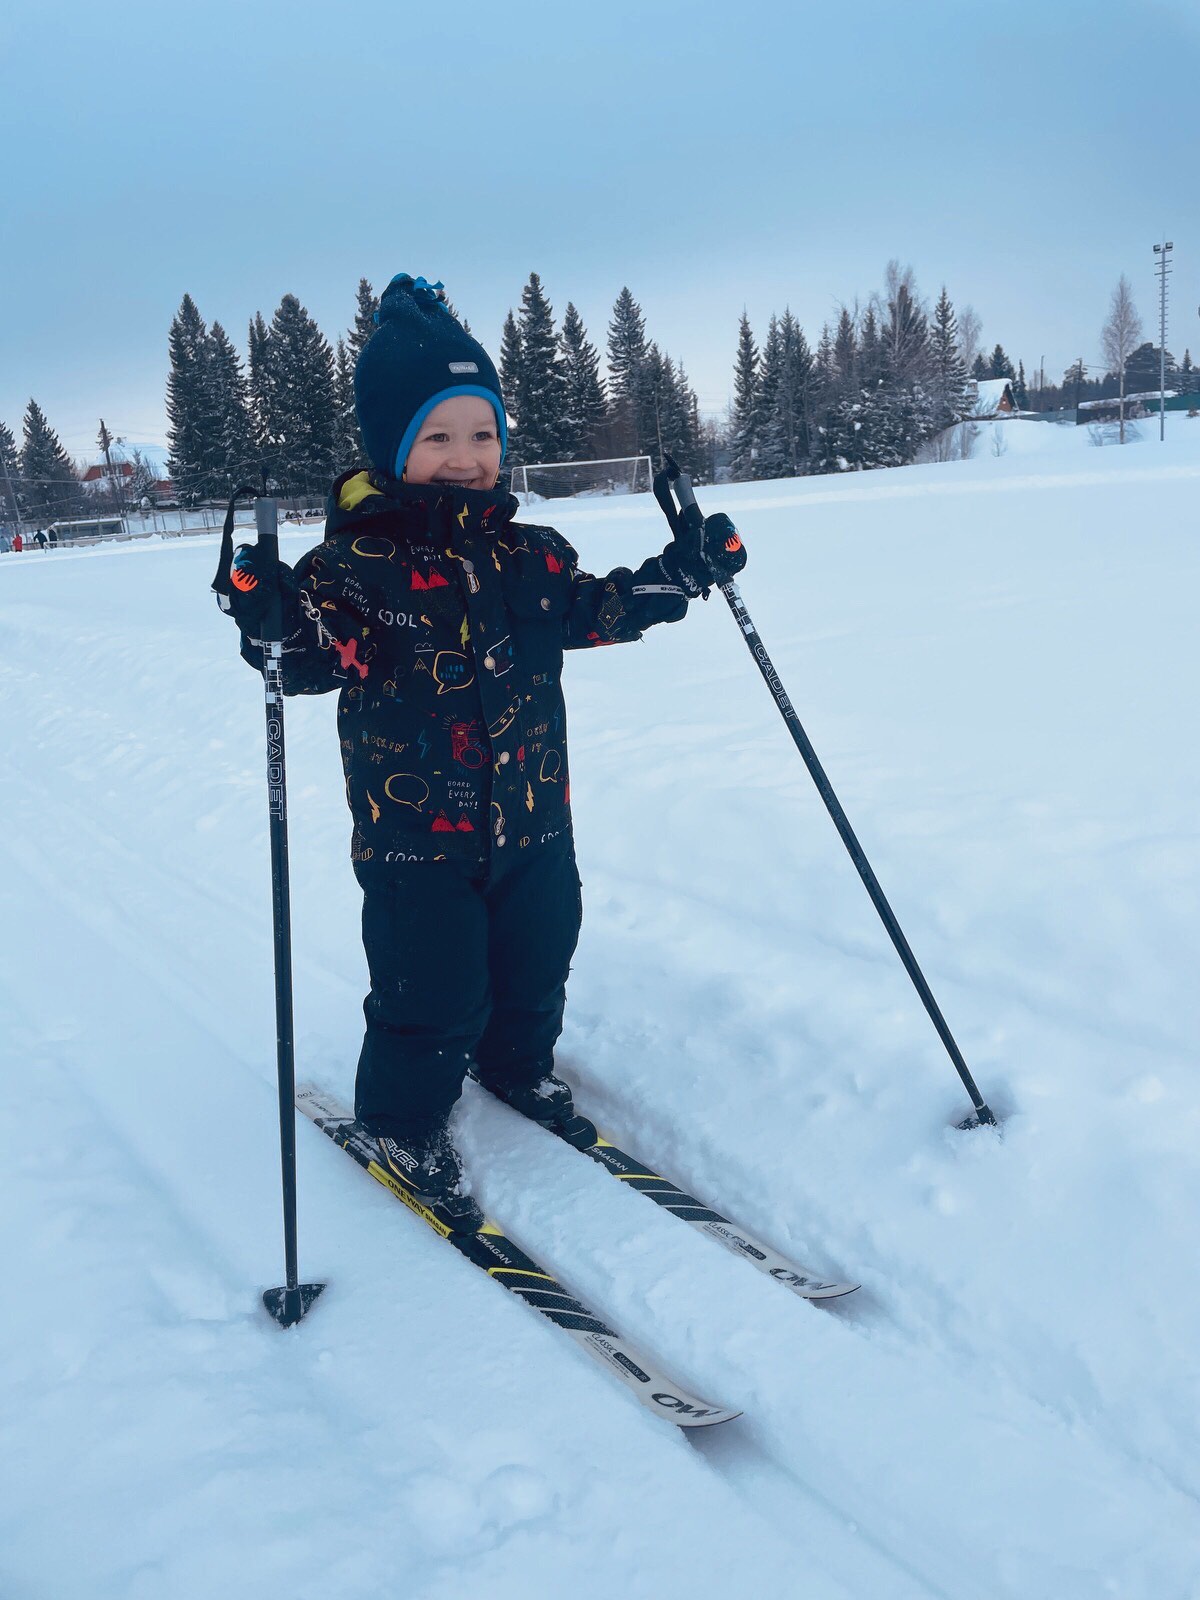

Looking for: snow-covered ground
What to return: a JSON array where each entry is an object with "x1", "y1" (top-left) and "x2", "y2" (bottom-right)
[{"x1": 3, "y1": 421, "x2": 1199, "y2": 1598}]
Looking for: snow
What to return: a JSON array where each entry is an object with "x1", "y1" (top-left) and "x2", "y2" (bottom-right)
[{"x1": 3, "y1": 419, "x2": 1199, "y2": 1598}]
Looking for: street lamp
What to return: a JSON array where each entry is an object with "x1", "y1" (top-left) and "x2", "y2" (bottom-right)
[{"x1": 1153, "y1": 239, "x2": 1173, "y2": 442}]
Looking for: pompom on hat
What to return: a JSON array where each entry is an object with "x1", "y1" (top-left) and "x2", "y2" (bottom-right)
[{"x1": 353, "y1": 273, "x2": 508, "y2": 478}]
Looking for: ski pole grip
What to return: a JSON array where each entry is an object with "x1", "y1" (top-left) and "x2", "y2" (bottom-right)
[
  {"x1": 255, "y1": 496, "x2": 279, "y2": 547},
  {"x1": 671, "y1": 468, "x2": 705, "y2": 535},
  {"x1": 255, "y1": 497, "x2": 283, "y2": 645}
]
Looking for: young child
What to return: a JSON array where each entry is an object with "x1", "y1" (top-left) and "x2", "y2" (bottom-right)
[{"x1": 220, "y1": 272, "x2": 746, "y2": 1203}]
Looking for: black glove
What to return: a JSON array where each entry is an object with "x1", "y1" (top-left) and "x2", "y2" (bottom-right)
[
  {"x1": 658, "y1": 512, "x2": 747, "y2": 599},
  {"x1": 216, "y1": 541, "x2": 277, "y2": 628}
]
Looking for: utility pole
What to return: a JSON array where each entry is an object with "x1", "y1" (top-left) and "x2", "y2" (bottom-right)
[
  {"x1": 1153, "y1": 238, "x2": 1173, "y2": 442},
  {"x1": 98, "y1": 419, "x2": 127, "y2": 526}
]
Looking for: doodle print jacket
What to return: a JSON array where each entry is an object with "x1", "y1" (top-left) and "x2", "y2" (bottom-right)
[{"x1": 240, "y1": 470, "x2": 691, "y2": 864}]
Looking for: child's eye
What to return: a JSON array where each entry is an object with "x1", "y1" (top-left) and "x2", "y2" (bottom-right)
[
  {"x1": 473, "y1": 431, "x2": 496, "y2": 443},
  {"x1": 424, "y1": 432, "x2": 449, "y2": 444}
]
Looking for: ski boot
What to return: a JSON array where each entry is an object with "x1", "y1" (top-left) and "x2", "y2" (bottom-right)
[
  {"x1": 472, "y1": 1070, "x2": 598, "y2": 1147},
  {"x1": 370, "y1": 1119, "x2": 479, "y2": 1228},
  {"x1": 471, "y1": 1069, "x2": 573, "y2": 1126}
]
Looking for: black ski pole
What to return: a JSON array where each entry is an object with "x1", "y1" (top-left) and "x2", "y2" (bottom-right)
[
  {"x1": 655, "y1": 459, "x2": 996, "y2": 1131},
  {"x1": 251, "y1": 491, "x2": 327, "y2": 1324}
]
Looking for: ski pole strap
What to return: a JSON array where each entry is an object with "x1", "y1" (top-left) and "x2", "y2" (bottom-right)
[{"x1": 211, "y1": 484, "x2": 257, "y2": 609}]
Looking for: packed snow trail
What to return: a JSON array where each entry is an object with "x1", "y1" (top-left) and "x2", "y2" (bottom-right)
[{"x1": 3, "y1": 424, "x2": 1199, "y2": 1597}]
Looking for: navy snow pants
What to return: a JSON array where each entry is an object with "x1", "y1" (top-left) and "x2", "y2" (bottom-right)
[{"x1": 352, "y1": 838, "x2": 583, "y2": 1136}]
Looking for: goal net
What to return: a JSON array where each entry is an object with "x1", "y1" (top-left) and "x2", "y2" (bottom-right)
[{"x1": 510, "y1": 455, "x2": 653, "y2": 504}]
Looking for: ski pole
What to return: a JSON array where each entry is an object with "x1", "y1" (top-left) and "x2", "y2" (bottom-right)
[
  {"x1": 247, "y1": 490, "x2": 327, "y2": 1324},
  {"x1": 655, "y1": 459, "x2": 996, "y2": 1131}
]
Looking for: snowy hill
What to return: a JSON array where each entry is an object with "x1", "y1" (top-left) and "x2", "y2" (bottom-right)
[{"x1": 3, "y1": 424, "x2": 1199, "y2": 1598}]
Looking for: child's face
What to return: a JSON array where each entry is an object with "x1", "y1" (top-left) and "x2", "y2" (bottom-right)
[{"x1": 403, "y1": 395, "x2": 502, "y2": 491}]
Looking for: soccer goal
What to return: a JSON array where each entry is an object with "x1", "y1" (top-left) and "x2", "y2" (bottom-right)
[{"x1": 509, "y1": 455, "x2": 653, "y2": 503}]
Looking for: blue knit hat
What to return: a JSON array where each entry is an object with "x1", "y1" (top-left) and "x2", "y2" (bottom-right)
[{"x1": 354, "y1": 273, "x2": 508, "y2": 478}]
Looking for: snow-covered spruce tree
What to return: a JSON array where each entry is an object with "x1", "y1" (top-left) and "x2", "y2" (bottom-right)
[
  {"x1": 858, "y1": 305, "x2": 883, "y2": 390},
  {"x1": 166, "y1": 293, "x2": 215, "y2": 504},
  {"x1": 755, "y1": 316, "x2": 787, "y2": 479},
  {"x1": 607, "y1": 286, "x2": 651, "y2": 458},
  {"x1": 810, "y1": 323, "x2": 843, "y2": 472},
  {"x1": 333, "y1": 337, "x2": 360, "y2": 468},
  {"x1": 674, "y1": 361, "x2": 704, "y2": 479},
  {"x1": 879, "y1": 268, "x2": 936, "y2": 463},
  {"x1": 558, "y1": 302, "x2": 607, "y2": 460},
  {"x1": 263, "y1": 294, "x2": 338, "y2": 495},
  {"x1": 246, "y1": 311, "x2": 274, "y2": 458},
  {"x1": 928, "y1": 286, "x2": 973, "y2": 431},
  {"x1": 0, "y1": 419, "x2": 21, "y2": 524},
  {"x1": 769, "y1": 310, "x2": 813, "y2": 476},
  {"x1": 339, "y1": 277, "x2": 378, "y2": 463},
  {"x1": 498, "y1": 309, "x2": 524, "y2": 464},
  {"x1": 834, "y1": 306, "x2": 858, "y2": 394},
  {"x1": 643, "y1": 348, "x2": 702, "y2": 475},
  {"x1": 21, "y1": 399, "x2": 81, "y2": 525},
  {"x1": 348, "y1": 277, "x2": 378, "y2": 359},
  {"x1": 729, "y1": 312, "x2": 761, "y2": 482},
  {"x1": 207, "y1": 321, "x2": 255, "y2": 494},
  {"x1": 514, "y1": 273, "x2": 568, "y2": 465}
]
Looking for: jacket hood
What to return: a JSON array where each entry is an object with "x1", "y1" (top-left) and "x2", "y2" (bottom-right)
[{"x1": 325, "y1": 469, "x2": 519, "y2": 543}]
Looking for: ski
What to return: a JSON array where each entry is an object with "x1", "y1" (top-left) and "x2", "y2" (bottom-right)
[
  {"x1": 542, "y1": 1108, "x2": 859, "y2": 1303},
  {"x1": 296, "y1": 1086, "x2": 740, "y2": 1430}
]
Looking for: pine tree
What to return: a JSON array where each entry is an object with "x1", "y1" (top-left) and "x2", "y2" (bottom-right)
[
  {"x1": 883, "y1": 280, "x2": 930, "y2": 385},
  {"x1": 642, "y1": 349, "x2": 701, "y2": 474},
  {"x1": 166, "y1": 293, "x2": 215, "y2": 504},
  {"x1": 858, "y1": 305, "x2": 883, "y2": 390},
  {"x1": 1014, "y1": 359, "x2": 1029, "y2": 409},
  {"x1": 834, "y1": 307, "x2": 858, "y2": 393},
  {"x1": 869, "y1": 269, "x2": 934, "y2": 465},
  {"x1": 514, "y1": 273, "x2": 568, "y2": 464},
  {"x1": 988, "y1": 343, "x2": 1016, "y2": 381},
  {"x1": 21, "y1": 399, "x2": 80, "y2": 525},
  {"x1": 207, "y1": 321, "x2": 255, "y2": 493},
  {"x1": 334, "y1": 336, "x2": 360, "y2": 467},
  {"x1": 810, "y1": 323, "x2": 843, "y2": 472},
  {"x1": 772, "y1": 310, "x2": 813, "y2": 476},
  {"x1": 247, "y1": 311, "x2": 274, "y2": 457},
  {"x1": 1181, "y1": 348, "x2": 1195, "y2": 391},
  {"x1": 0, "y1": 419, "x2": 21, "y2": 526},
  {"x1": 928, "y1": 286, "x2": 972, "y2": 430},
  {"x1": 607, "y1": 287, "x2": 651, "y2": 457},
  {"x1": 972, "y1": 352, "x2": 989, "y2": 380},
  {"x1": 349, "y1": 277, "x2": 378, "y2": 359},
  {"x1": 558, "y1": 302, "x2": 607, "y2": 460},
  {"x1": 729, "y1": 312, "x2": 761, "y2": 482},
  {"x1": 498, "y1": 309, "x2": 524, "y2": 463},
  {"x1": 261, "y1": 294, "x2": 338, "y2": 495},
  {"x1": 755, "y1": 317, "x2": 787, "y2": 478}
]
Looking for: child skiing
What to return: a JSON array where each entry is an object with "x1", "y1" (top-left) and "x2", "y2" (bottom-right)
[{"x1": 217, "y1": 272, "x2": 746, "y2": 1204}]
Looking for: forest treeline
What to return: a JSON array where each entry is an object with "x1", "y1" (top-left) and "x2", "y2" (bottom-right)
[{"x1": 2, "y1": 266, "x2": 1194, "y2": 527}]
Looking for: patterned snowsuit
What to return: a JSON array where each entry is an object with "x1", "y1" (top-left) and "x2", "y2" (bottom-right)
[{"x1": 242, "y1": 471, "x2": 691, "y2": 1132}]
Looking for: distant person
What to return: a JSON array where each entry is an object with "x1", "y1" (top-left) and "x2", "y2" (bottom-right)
[
  {"x1": 48, "y1": 528, "x2": 58, "y2": 548},
  {"x1": 12, "y1": 531, "x2": 22, "y2": 553},
  {"x1": 34, "y1": 529, "x2": 47, "y2": 550},
  {"x1": 214, "y1": 270, "x2": 747, "y2": 1207}
]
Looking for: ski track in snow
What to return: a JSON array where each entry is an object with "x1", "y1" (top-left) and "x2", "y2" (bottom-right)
[{"x1": 3, "y1": 427, "x2": 1200, "y2": 1598}]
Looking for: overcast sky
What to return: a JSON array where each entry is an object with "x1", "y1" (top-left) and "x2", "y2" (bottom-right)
[{"x1": 2, "y1": 0, "x2": 1198, "y2": 462}]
